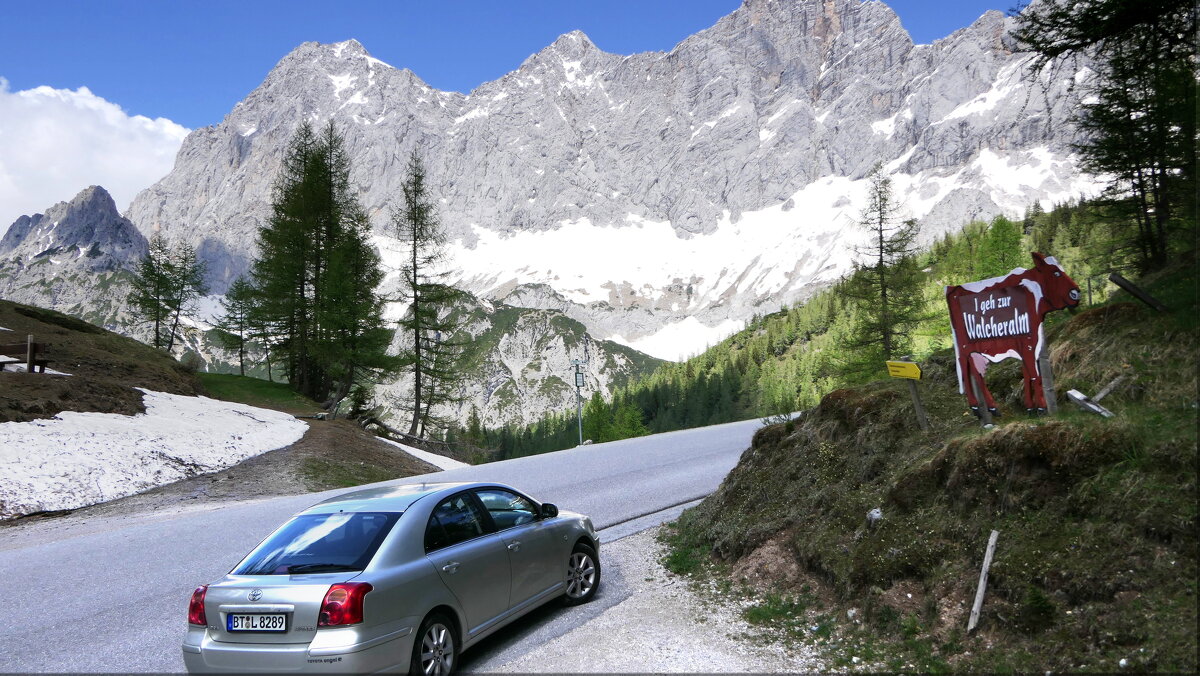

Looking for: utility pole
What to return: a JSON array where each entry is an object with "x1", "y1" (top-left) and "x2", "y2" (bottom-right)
[{"x1": 571, "y1": 358, "x2": 586, "y2": 445}]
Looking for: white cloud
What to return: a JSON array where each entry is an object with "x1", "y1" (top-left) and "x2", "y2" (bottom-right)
[{"x1": 0, "y1": 78, "x2": 189, "y2": 228}]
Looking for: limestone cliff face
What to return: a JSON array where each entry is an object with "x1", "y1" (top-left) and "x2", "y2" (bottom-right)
[{"x1": 122, "y1": 0, "x2": 1094, "y2": 358}]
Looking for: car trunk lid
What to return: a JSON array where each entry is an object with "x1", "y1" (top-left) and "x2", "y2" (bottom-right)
[{"x1": 206, "y1": 574, "x2": 356, "y2": 644}]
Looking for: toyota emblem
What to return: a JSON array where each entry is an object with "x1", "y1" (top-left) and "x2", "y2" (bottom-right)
[{"x1": 248, "y1": 589, "x2": 263, "y2": 602}]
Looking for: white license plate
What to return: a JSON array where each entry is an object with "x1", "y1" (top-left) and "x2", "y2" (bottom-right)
[{"x1": 227, "y1": 613, "x2": 287, "y2": 632}]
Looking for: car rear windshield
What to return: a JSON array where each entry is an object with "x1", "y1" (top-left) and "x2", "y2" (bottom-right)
[{"x1": 233, "y1": 512, "x2": 401, "y2": 575}]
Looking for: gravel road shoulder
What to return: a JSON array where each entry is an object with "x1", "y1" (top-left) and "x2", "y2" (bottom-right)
[{"x1": 485, "y1": 525, "x2": 823, "y2": 673}]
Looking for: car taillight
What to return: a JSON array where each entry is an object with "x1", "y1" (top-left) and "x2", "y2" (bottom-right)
[
  {"x1": 188, "y1": 585, "x2": 208, "y2": 626},
  {"x1": 318, "y1": 583, "x2": 372, "y2": 627}
]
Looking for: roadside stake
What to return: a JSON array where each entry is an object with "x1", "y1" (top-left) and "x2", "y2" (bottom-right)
[
  {"x1": 886, "y1": 359, "x2": 929, "y2": 431},
  {"x1": 968, "y1": 530, "x2": 1000, "y2": 633}
]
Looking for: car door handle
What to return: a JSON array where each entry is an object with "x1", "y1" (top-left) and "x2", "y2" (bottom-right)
[
  {"x1": 441, "y1": 562, "x2": 460, "y2": 574},
  {"x1": 507, "y1": 541, "x2": 521, "y2": 552}
]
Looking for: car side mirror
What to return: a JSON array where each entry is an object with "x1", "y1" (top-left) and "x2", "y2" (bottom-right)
[{"x1": 540, "y1": 503, "x2": 559, "y2": 519}]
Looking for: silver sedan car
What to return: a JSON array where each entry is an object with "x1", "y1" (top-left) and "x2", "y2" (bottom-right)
[{"x1": 183, "y1": 481, "x2": 600, "y2": 674}]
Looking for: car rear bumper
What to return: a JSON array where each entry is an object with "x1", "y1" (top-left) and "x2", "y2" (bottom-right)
[{"x1": 183, "y1": 626, "x2": 415, "y2": 673}]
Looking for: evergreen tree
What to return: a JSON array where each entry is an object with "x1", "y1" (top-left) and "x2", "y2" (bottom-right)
[
  {"x1": 841, "y1": 164, "x2": 925, "y2": 375},
  {"x1": 215, "y1": 277, "x2": 255, "y2": 375},
  {"x1": 392, "y1": 153, "x2": 467, "y2": 437},
  {"x1": 163, "y1": 241, "x2": 207, "y2": 353},
  {"x1": 128, "y1": 234, "x2": 207, "y2": 351},
  {"x1": 1014, "y1": 0, "x2": 1197, "y2": 271},
  {"x1": 128, "y1": 234, "x2": 174, "y2": 348},
  {"x1": 978, "y1": 215, "x2": 1026, "y2": 278},
  {"x1": 248, "y1": 121, "x2": 393, "y2": 404}
]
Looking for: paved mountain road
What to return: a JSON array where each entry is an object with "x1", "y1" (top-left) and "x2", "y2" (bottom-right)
[{"x1": 0, "y1": 418, "x2": 760, "y2": 673}]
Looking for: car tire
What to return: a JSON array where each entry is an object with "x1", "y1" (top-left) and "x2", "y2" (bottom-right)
[
  {"x1": 562, "y1": 542, "x2": 601, "y2": 606},
  {"x1": 410, "y1": 612, "x2": 459, "y2": 676}
]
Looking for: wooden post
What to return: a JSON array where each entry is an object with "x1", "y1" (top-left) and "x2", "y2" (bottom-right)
[
  {"x1": 907, "y1": 380, "x2": 930, "y2": 431},
  {"x1": 25, "y1": 334, "x2": 34, "y2": 373},
  {"x1": 1109, "y1": 273, "x2": 1169, "y2": 312},
  {"x1": 1094, "y1": 375, "x2": 1126, "y2": 402},
  {"x1": 1038, "y1": 353, "x2": 1057, "y2": 414},
  {"x1": 969, "y1": 374, "x2": 993, "y2": 426},
  {"x1": 968, "y1": 530, "x2": 1000, "y2": 633}
]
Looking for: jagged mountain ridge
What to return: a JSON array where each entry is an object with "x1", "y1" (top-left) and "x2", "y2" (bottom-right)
[
  {"x1": 126, "y1": 0, "x2": 1098, "y2": 359},
  {"x1": 0, "y1": 186, "x2": 147, "y2": 328}
]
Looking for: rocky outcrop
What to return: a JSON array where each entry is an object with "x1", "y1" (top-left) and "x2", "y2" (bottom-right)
[
  {"x1": 0, "y1": 186, "x2": 147, "y2": 328},
  {"x1": 376, "y1": 293, "x2": 663, "y2": 429}
]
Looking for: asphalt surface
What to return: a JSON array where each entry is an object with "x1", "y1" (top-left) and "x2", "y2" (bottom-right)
[{"x1": 0, "y1": 417, "x2": 760, "y2": 673}]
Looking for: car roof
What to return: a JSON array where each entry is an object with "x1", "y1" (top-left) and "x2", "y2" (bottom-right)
[{"x1": 299, "y1": 481, "x2": 483, "y2": 515}]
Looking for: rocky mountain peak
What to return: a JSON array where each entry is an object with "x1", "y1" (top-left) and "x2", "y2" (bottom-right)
[{"x1": 0, "y1": 185, "x2": 145, "y2": 262}]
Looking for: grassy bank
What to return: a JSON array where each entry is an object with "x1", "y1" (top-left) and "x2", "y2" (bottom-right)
[
  {"x1": 197, "y1": 373, "x2": 321, "y2": 415},
  {"x1": 665, "y1": 262, "x2": 1197, "y2": 671}
]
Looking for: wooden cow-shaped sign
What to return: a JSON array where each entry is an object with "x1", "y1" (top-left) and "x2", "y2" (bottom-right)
[{"x1": 946, "y1": 252, "x2": 1081, "y2": 416}]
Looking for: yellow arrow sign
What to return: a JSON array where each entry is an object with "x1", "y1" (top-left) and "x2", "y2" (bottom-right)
[{"x1": 886, "y1": 361, "x2": 922, "y2": 380}]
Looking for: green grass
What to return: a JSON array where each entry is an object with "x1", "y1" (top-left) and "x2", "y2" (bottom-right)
[
  {"x1": 197, "y1": 373, "x2": 320, "y2": 414},
  {"x1": 300, "y1": 457, "x2": 398, "y2": 490}
]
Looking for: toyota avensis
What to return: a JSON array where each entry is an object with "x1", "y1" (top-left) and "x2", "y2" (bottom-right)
[{"x1": 183, "y1": 482, "x2": 600, "y2": 674}]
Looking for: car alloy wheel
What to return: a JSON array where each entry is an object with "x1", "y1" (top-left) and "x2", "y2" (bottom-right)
[
  {"x1": 413, "y1": 614, "x2": 456, "y2": 676},
  {"x1": 563, "y1": 542, "x2": 600, "y2": 605}
]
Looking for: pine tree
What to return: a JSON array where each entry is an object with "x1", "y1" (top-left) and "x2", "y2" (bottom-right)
[
  {"x1": 392, "y1": 153, "x2": 467, "y2": 437},
  {"x1": 1014, "y1": 0, "x2": 1197, "y2": 272},
  {"x1": 840, "y1": 165, "x2": 925, "y2": 377}
]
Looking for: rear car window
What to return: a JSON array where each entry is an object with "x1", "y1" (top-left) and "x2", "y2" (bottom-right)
[{"x1": 233, "y1": 512, "x2": 400, "y2": 575}]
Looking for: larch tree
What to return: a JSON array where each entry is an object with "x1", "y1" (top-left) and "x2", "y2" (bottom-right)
[
  {"x1": 248, "y1": 120, "x2": 394, "y2": 405},
  {"x1": 391, "y1": 153, "x2": 467, "y2": 437},
  {"x1": 841, "y1": 164, "x2": 925, "y2": 375},
  {"x1": 128, "y1": 233, "x2": 206, "y2": 351},
  {"x1": 128, "y1": 234, "x2": 174, "y2": 349},
  {"x1": 215, "y1": 276, "x2": 255, "y2": 376}
]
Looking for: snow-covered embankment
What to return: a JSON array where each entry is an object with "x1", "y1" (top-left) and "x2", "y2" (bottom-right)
[{"x1": 0, "y1": 389, "x2": 307, "y2": 519}]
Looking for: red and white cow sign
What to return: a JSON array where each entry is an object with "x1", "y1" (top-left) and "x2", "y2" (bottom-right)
[{"x1": 945, "y1": 252, "x2": 1081, "y2": 416}]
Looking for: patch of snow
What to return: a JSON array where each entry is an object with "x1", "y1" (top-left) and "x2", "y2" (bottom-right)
[
  {"x1": 937, "y1": 61, "x2": 1025, "y2": 124},
  {"x1": 376, "y1": 437, "x2": 468, "y2": 471},
  {"x1": 454, "y1": 108, "x2": 489, "y2": 124},
  {"x1": 615, "y1": 317, "x2": 745, "y2": 362},
  {"x1": 365, "y1": 55, "x2": 393, "y2": 70},
  {"x1": 765, "y1": 99, "x2": 802, "y2": 126},
  {"x1": 340, "y1": 91, "x2": 368, "y2": 108},
  {"x1": 0, "y1": 326, "x2": 10, "y2": 331},
  {"x1": 0, "y1": 389, "x2": 307, "y2": 519},
  {"x1": 871, "y1": 113, "x2": 898, "y2": 136},
  {"x1": 329, "y1": 74, "x2": 356, "y2": 100},
  {"x1": 0, "y1": 359, "x2": 71, "y2": 375}
]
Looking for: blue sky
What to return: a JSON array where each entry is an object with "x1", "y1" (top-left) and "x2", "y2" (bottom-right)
[{"x1": 3, "y1": 0, "x2": 1015, "y2": 128}]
